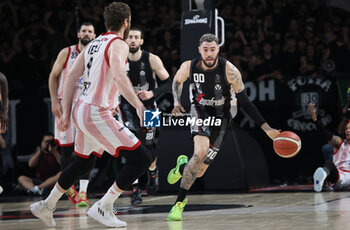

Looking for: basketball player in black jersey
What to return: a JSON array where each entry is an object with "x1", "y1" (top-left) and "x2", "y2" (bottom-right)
[
  {"x1": 167, "y1": 34, "x2": 280, "y2": 221},
  {"x1": 121, "y1": 28, "x2": 171, "y2": 205}
]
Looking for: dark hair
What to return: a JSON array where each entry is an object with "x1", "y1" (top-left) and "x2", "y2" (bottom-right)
[
  {"x1": 130, "y1": 27, "x2": 144, "y2": 39},
  {"x1": 103, "y1": 2, "x2": 131, "y2": 32},
  {"x1": 78, "y1": 22, "x2": 95, "y2": 32},
  {"x1": 43, "y1": 132, "x2": 54, "y2": 138},
  {"x1": 199, "y1": 33, "x2": 219, "y2": 45}
]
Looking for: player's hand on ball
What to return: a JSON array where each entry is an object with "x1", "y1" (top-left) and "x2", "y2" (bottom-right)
[
  {"x1": 261, "y1": 123, "x2": 280, "y2": 140},
  {"x1": 266, "y1": 128, "x2": 281, "y2": 140},
  {"x1": 172, "y1": 103, "x2": 186, "y2": 116},
  {"x1": 57, "y1": 113, "x2": 70, "y2": 131}
]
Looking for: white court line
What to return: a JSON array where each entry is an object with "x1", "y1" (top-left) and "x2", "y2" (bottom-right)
[{"x1": 142, "y1": 195, "x2": 174, "y2": 202}]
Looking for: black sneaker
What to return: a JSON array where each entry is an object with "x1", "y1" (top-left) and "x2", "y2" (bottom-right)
[
  {"x1": 146, "y1": 168, "x2": 159, "y2": 195},
  {"x1": 130, "y1": 187, "x2": 142, "y2": 206}
]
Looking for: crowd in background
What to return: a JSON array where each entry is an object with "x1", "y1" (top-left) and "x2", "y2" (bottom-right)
[
  {"x1": 1, "y1": 0, "x2": 350, "y2": 100},
  {"x1": 0, "y1": 0, "x2": 350, "y2": 193}
]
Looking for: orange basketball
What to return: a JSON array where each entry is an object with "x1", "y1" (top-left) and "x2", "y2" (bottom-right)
[{"x1": 273, "y1": 131, "x2": 301, "y2": 158}]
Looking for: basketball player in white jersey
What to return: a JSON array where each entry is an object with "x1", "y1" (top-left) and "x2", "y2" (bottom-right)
[
  {"x1": 48, "y1": 22, "x2": 96, "y2": 207},
  {"x1": 30, "y1": 2, "x2": 154, "y2": 228},
  {"x1": 310, "y1": 103, "x2": 350, "y2": 192}
]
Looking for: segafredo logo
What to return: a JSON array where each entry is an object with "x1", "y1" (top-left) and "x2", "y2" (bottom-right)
[
  {"x1": 184, "y1": 15, "x2": 208, "y2": 25},
  {"x1": 198, "y1": 96, "x2": 226, "y2": 106}
]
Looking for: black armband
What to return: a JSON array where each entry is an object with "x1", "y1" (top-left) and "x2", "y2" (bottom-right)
[
  {"x1": 236, "y1": 89, "x2": 266, "y2": 126},
  {"x1": 152, "y1": 77, "x2": 172, "y2": 99},
  {"x1": 315, "y1": 120, "x2": 333, "y2": 142}
]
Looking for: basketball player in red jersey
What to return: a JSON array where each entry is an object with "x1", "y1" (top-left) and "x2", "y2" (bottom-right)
[
  {"x1": 310, "y1": 103, "x2": 350, "y2": 192},
  {"x1": 48, "y1": 22, "x2": 96, "y2": 207},
  {"x1": 167, "y1": 34, "x2": 280, "y2": 221},
  {"x1": 30, "y1": 2, "x2": 154, "y2": 228}
]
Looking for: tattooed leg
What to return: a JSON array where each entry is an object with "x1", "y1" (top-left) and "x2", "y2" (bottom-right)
[{"x1": 180, "y1": 154, "x2": 206, "y2": 190}]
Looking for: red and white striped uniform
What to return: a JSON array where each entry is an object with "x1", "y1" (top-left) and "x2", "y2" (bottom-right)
[
  {"x1": 332, "y1": 140, "x2": 350, "y2": 190},
  {"x1": 54, "y1": 44, "x2": 81, "y2": 147},
  {"x1": 73, "y1": 32, "x2": 140, "y2": 158}
]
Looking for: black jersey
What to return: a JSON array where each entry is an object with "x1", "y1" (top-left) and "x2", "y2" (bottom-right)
[
  {"x1": 189, "y1": 57, "x2": 233, "y2": 118},
  {"x1": 121, "y1": 50, "x2": 157, "y2": 109}
]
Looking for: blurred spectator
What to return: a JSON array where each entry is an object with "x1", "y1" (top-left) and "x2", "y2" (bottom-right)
[
  {"x1": 17, "y1": 133, "x2": 61, "y2": 196},
  {"x1": 240, "y1": 45, "x2": 259, "y2": 80},
  {"x1": 254, "y1": 41, "x2": 283, "y2": 82},
  {"x1": 300, "y1": 44, "x2": 320, "y2": 77},
  {"x1": 281, "y1": 35, "x2": 301, "y2": 78}
]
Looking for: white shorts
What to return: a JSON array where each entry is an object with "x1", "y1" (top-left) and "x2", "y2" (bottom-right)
[
  {"x1": 333, "y1": 169, "x2": 350, "y2": 190},
  {"x1": 72, "y1": 100, "x2": 140, "y2": 158},
  {"x1": 54, "y1": 116, "x2": 75, "y2": 147}
]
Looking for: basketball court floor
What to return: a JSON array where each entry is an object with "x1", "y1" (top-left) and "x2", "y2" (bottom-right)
[{"x1": 0, "y1": 188, "x2": 350, "y2": 230}]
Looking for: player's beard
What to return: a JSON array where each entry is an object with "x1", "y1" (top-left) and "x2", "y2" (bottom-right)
[
  {"x1": 80, "y1": 38, "x2": 92, "y2": 46},
  {"x1": 201, "y1": 55, "x2": 218, "y2": 68},
  {"x1": 129, "y1": 45, "x2": 140, "y2": 53}
]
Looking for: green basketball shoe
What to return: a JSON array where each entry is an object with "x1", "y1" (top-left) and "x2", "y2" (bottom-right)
[
  {"x1": 167, "y1": 198, "x2": 188, "y2": 221},
  {"x1": 167, "y1": 155, "x2": 188, "y2": 184}
]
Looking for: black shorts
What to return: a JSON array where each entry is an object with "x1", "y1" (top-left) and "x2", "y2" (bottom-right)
[
  {"x1": 118, "y1": 103, "x2": 156, "y2": 147},
  {"x1": 190, "y1": 104, "x2": 231, "y2": 150}
]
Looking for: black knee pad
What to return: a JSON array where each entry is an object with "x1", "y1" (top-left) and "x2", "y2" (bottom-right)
[
  {"x1": 58, "y1": 155, "x2": 95, "y2": 190},
  {"x1": 60, "y1": 145, "x2": 74, "y2": 170},
  {"x1": 323, "y1": 161, "x2": 338, "y2": 184},
  {"x1": 116, "y1": 144, "x2": 153, "y2": 190}
]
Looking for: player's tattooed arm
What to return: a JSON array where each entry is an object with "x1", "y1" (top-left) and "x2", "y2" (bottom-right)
[
  {"x1": 226, "y1": 61, "x2": 245, "y2": 93},
  {"x1": 172, "y1": 61, "x2": 191, "y2": 116},
  {"x1": 172, "y1": 81, "x2": 183, "y2": 105},
  {"x1": 180, "y1": 154, "x2": 205, "y2": 190}
]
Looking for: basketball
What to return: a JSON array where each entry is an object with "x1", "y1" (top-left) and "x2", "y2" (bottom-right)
[{"x1": 273, "y1": 131, "x2": 301, "y2": 158}]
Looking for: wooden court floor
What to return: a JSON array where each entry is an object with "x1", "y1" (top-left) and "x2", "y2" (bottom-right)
[{"x1": 0, "y1": 192, "x2": 350, "y2": 229}]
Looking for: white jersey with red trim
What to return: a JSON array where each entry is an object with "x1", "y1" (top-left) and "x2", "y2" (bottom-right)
[
  {"x1": 333, "y1": 140, "x2": 350, "y2": 172},
  {"x1": 57, "y1": 44, "x2": 81, "y2": 100},
  {"x1": 79, "y1": 32, "x2": 122, "y2": 109},
  {"x1": 331, "y1": 140, "x2": 350, "y2": 190}
]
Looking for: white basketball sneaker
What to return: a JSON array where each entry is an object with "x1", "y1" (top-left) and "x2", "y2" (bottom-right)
[
  {"x1": 314, "y1": 167, "x2": 328, "y2": 192},
  {"x1": 87, "y1": 201, "x2": 127, "y2": 228},
  {"x1": 30, "y1": 201, "x2": 56, "y2": 227}
]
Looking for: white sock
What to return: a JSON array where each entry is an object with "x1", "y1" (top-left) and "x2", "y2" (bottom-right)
[
  {"x1": 79, "y1": 180, "x2": 89, "y2": 193},
  {"x1": 44, "y1": 185, "x2": 64, "y2": 210},
  {"x1": 149, "y1": 166, "x2": 156, "y2": 171},
  {"x1": 132, "y1": 179, "x2": 138, "y2": 185},
  {"x1": 100, "y1": 185, "x2": 121, "y2": 208}
]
